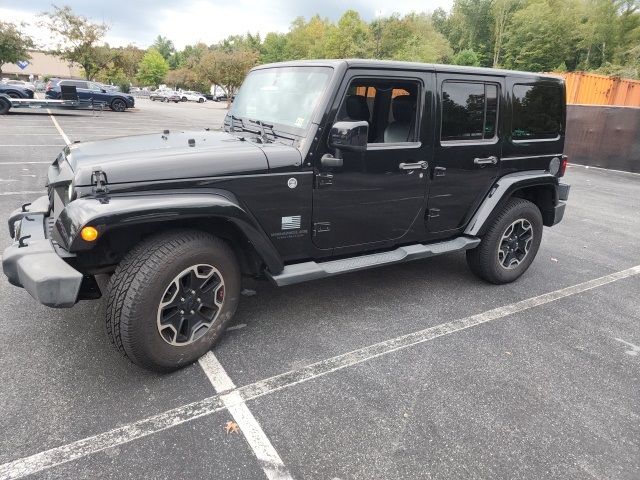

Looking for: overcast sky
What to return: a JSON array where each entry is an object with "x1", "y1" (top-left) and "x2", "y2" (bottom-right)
[{"x1": 2, "y1": 0, "x2": 454, "y2": 50}]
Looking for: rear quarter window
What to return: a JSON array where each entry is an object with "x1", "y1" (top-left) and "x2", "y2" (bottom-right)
[{"x1": 512, "y1": 83, "x2": 563, "y2": 141}]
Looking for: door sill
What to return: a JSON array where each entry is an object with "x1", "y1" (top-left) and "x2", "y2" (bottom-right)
[{"x1": 267, "y1": 236, "x2": 480, "y2": 286}]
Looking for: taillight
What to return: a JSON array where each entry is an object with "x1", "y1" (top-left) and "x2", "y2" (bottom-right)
[{"x1": 559, "y1": 155, "x2": 568, "y2": 177}]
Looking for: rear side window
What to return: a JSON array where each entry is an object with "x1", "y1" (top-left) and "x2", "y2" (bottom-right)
[
  {"x1": 441, "y1": 81, "x2": 498, "y2": 142},
  {"x1": 62, "y1": 80, "x2": 88, "y2": 89},
  {"x1": 512, "y1": 84, "x2": 563, "y2": 141}
]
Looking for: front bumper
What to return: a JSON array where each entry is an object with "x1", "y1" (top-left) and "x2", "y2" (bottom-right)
[{"x1": 3, "y1": 197, "x2": 82, "y2": 308}]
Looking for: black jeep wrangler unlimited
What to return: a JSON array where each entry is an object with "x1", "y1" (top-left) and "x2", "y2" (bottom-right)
[{"x1": 3, "y1": 60, "x2": 570, "y2": 372}]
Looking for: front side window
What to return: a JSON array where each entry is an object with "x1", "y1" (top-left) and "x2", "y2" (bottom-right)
[
  {"x1": 441, "y1": 81, "x2": 499, "y2": 142},
  {"x1": 336, "y1": 79, "x2": 420, "y2": 144},
  {"x1": 512, "y1": 84, "x2": 563, "y2": 141},
  {"x1": 231, "y1": 66, "x2": 332, "y2": 131}
]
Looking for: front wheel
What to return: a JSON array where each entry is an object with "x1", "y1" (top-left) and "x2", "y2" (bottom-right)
[
  {"x1": 466, "y1": 198, "x2": 543, "y2": 284},
  {"x1": 198, "y1": 98, "x2": 204, "y2": 103},
  {"x1": 110, "y1": 98, "x2": 126, "y2": 112},
  {"x1": 106, "y1": 230, "x2": 241, "y2": 372}
]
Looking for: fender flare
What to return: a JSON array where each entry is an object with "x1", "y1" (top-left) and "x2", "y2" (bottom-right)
[
  {"x1": 54, "y1": 190, "x2": 284, "y2": 274},
  {"x1": 464, "y1": 171, "x2": 559, "y2": 236}
]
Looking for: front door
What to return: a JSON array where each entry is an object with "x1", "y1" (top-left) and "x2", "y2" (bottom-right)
[
  {"x1": 312, "y1": 71, "x2": 432, "y2": 250},
  {"x1": 428, "y1": 74, "x2": 504, "y2": 233}
]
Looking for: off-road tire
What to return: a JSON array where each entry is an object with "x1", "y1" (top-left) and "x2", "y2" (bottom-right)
[
  {"x1": 106, "y1": 230, "x2": 240, "y2": 372},
  {"x1": 466, "y1": 198, "x2": 543, "y2": 284}
]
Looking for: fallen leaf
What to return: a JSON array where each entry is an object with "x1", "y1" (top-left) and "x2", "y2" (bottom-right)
[{"x1": 225, "y1": 420, "x2": 240, "y2": 435}]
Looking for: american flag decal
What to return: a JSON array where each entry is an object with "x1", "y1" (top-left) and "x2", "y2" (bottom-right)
[{"x1": 281, "y1": 215, "x2": 301, "y2": 230}]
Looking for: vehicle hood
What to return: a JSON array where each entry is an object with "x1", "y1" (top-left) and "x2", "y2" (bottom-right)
[{"x1": 65, "y1": 130, "x2": 299, "y2": 186}]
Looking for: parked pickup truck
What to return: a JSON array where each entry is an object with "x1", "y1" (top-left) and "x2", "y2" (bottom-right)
[{"x1": 3, "y1": 60, "x2": 569, "y2": 372}]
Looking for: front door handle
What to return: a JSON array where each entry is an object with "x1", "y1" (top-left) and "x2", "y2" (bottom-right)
[
  {"x1": 473, "y1": 156, "x2": 499, "y2": 166},
  {"x1": 399, "y1": 161, "x2": 428, "y2": 170}
]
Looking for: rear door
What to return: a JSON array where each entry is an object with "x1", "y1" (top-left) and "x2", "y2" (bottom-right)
[{"x1": 428, "y1": 73, "x2": 505, "y2": 233}]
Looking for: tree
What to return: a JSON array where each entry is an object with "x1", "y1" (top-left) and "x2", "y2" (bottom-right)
[
  {"x1": 260, "y1": 32, "x2": 288, "y2": 63},
  {"x1": 452, "y1": 48, "x2": 481, "y2": 66},
  {"x1": 285, "y1": 15, "x2": 332, "y2": 59},
  {"x1": 501, "y1": 0, "x2": 581, "y2": 72},
  {"x1": 39, "y1": 5, "x2": 109, "y2": 80},
  {"x1": 394, "y1": 13, "x2": 452, "y2": 63},
  {"x1": 0, "y1": 22, "x2": 34, "y2": 75},
  {"x1": 197, "y1": 48, "x2": 258, "y2": 107},
  {"x1": 136, "y1": 49, "x2": 169, "y2": 87},
  {"x1": 324, "y1": 10, "x2": 371, "y2": 58},
  {"x1": 152, "y1": 35, "x2": 175, "y2": 61}
]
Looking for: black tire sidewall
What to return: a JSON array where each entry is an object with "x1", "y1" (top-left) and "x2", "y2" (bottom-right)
[
  {"x1": 121, "y1": 235, "x2": 240, "y2": 371},
  {"x1": 471, "y1": 199, "x2": 543, "y2": 284},
  {"x1": 111, "y1": 99, "x2": 126, "y2": 112}
]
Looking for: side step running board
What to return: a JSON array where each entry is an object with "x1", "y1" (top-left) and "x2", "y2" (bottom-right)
[{"x1": 267, "y1": 236, "x2": 480, "y2": 286}]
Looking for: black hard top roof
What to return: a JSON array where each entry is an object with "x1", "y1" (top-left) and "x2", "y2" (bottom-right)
[{"x1": 254, "y1": 59, "x2": 564, "y2": 82}]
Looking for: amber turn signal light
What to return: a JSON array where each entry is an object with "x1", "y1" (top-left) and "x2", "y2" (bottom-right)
[{"x1": 80, "y1": 226, "x2": 99, "y2": 242}]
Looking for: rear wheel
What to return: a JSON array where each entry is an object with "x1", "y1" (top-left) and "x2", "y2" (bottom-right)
[
  {"x1": 181, "y1": 96, "x2": 187, "y2": 102},
  {"x1": 198, "y1": 98, "x2": 204, "y2": 103},
  {"x1": 106, "y1": 230, "x2": 240, "y2": 372},
  {"x1": 466, "y1": 198, "x2": 543, "y2": 284},
  {"x1": 110, "y1": 98, "x2": 126, "y2": 112},
  {"x1": 7, "y1": 92, "x2": 20, "y2": 98}
]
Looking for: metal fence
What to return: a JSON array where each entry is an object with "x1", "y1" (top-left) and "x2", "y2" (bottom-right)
[
  {"x1": 565, "y1": 105, "x2": 640, "y2": 173},
  {"x1": 554, "y1": 72, "x2": 640, "y2": 108}
]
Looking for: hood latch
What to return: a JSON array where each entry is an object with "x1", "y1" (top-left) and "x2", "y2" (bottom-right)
[{"x1": 91, "y1": 167, "x2": 109, "y2": 195}]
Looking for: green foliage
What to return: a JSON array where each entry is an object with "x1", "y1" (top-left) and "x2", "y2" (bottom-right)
[
  {"x1": 0, "y1": 21, "x2": 34, "y2": 74},
  {"x1": 452, "y1": 49, "x2": 481, "y2": 66},
  {"x1": 136, "y1": 48, "x2": 169, "y2": 87},
  {"x1": 197, "y1": 48, "x2": 259, "y2": 106},
  {"x1": 38, "y1": 5, "x2": 109, "y2": 80},
  {"x1": 324, "y1": 10, "x2": 371, "y2": 58},
  {"x1": 152, "y1": 35, "x2": 175, "y2": 61}
]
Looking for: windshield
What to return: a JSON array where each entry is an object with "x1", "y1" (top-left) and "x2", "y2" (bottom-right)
[{"x1": 231, "y1": 66, "x2": 332, "y2": 132}]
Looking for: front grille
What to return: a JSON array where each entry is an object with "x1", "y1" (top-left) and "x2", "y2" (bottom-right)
[{"x1": 45, "y1": 216, "x2": 55, "y2": 239}]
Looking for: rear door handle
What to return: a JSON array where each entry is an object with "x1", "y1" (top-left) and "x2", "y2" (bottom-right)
[
  {"x1": 473, "y1": 156, "x2": 498, "y2": 166},
  {"x1": 399, "y1": 161, "x2": 428, "y2": 170}
]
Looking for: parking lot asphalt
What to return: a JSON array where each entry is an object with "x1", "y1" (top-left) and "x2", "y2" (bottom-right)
[{"x1": 0, "y1": 100, "x2": 638, "y2": 480}]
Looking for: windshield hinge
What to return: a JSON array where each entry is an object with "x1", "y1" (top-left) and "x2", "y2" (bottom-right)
[{"x1": 91, "y1": 167, "x2": 109, "y2": 194}]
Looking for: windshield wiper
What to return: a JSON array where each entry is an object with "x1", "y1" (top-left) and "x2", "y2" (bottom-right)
[
  {"x1": 229, "y1": 114, "x2": 261, "y2": 137},
  {"x1": 247, "y1": 119, "x2": 276, "y2": 144}
]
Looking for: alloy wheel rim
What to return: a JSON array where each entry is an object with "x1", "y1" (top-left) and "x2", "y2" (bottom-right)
[
  {"x1": 156, "y1": 264, "x2": 225, "y2": 346},
  {"x1": 497, "y1": 219, "x2": 533, "y2": 269}
]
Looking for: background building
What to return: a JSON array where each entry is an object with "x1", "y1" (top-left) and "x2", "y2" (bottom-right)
[{"x1": 1, "y1": 51, "x2": 82, "y2": 80}]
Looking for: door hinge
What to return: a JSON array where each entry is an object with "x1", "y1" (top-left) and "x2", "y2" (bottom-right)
[
  {"x1": 313, "y1": 222, "x2": 331, "y2": 236},
  {"x1": 317, "y1": 173, "x2": 333, "y2": 187},
  {"x1": 428, "y1": 208, "x2": 440, "y2": 219}
]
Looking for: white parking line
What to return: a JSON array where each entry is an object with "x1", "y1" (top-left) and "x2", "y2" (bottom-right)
[
  {"x1": 0, "y1": 162, "x2": 51, "y2": 165},
  {"x1": 0, "y1": 145, "x2": 65, "y2": 147},
  {"x1": 47, "y1": 110, "x2": 71, "y2": 146},
  {"x1": 1, "y1": 264, "x2": 638, "y2": 480},
  {"x1": 199, "y1": 353, "x2": 293, "y2": 480}
]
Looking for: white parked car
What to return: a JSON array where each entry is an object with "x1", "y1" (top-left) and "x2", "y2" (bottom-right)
[
  {"x1": 179, "y1": 91, "x2": 207, "y2": 103},
  {"x1": 2, "y1": 80, "x2": 35, "y2": 92}
]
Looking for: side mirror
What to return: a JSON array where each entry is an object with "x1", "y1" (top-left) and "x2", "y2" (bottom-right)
[
  {"x1": 101, "y1": 89, "x2": 107, "y2": 93},
  {"x1": 328, "y1": 121, "x2": 368, "y2": 153}
]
